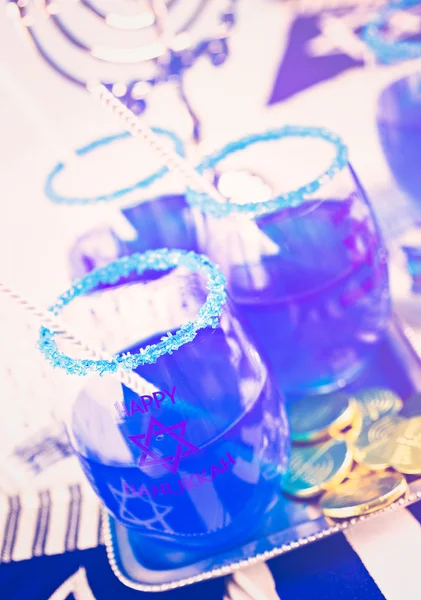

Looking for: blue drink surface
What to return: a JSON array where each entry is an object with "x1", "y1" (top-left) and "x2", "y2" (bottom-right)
[
  {"x1": 229, "y1": 199, "x2": 389, "y2": 394},
  {"x1": 69, "y1": 193, "x2": 198, "y2": 288},
  {"x1": 70, "y1": 314, "x2": 289, "y2": 568}
]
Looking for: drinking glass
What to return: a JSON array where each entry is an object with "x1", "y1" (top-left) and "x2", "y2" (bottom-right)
[
  {"x1": 363, "y1": 1, "x2": 421, "y2": 221},
  {"x1": 43, "y1": 128, "x2": 199, "y2": 286},
  {"x1": 362, "y1": 0, "x2": 421, "y2": 65},
  {"x1": 39, "y1": 249, "x2": 289, "y2": 568},
  {"x1": 377, "y1": 72, "x2": 421, "y2": 211},
  {"x1": 186, "y1": 127, "x2": 390, "y2": 396}
]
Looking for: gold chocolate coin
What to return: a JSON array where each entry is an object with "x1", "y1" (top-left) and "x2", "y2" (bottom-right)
[
  {"x1": 288, "y1": 393, "x2": 358, "y2": 444},
  {"x1": 388, "y1": 417, "x2": 421, "y2": 475},
  {"x1": 334, "y1": 410, "x2": 364, "y2": 444},
  {"x1": 400, "y1": 392, "x2": 421, "y2": 419},
  {"x1": 352, "y1": 415, "x2": 403, "y2": 470},
  {"x1": 346, "y1": 462, "x2": 373, "y2": 480},
  {"x1": 282, "y1": 438, "x2": 353, "y2": 499},
  {"x1": 320, "y1": 472, "x2": 407, "y2": 519},
  {"x1": 354, "y1": 388, "x2": 403, "y2": 423}
]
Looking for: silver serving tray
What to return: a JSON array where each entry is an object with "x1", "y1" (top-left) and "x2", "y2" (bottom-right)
[{"x1": 103, "y1": 317, "x2": 421, "y2": 593}]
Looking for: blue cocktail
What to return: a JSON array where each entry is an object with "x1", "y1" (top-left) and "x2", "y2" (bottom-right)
[
  {"x1": 187, "y1": 128, "x2": 390, "y2": 395},
  {"x1": 377, "y1": 73, "x2": 421, "y2": 211},
  {"x1": 39, "y1": 250, "x2": 289, "y2": 568},
  {"x1": 44, "y1": 129, "x2": 199, "y2": 287}
]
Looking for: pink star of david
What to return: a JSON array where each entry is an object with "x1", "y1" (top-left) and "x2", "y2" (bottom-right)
[{"x1": 128, "y1": 417, "x2": 199, "y2": 474}]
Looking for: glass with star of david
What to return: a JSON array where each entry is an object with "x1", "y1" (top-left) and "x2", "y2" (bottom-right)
[
  {"x1": 186, "y1": 127, "x2": 391, "y2": 396},
  {"x1": 39, "y1": 249, "x2": 289, "y2": 569}
]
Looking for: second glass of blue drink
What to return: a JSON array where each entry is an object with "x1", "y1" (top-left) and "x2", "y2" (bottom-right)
[
  {"x1": 43, "y1": 128, "x2": 199, "y2": 285},
  {"x1": 377, "y1": 72, "x2": 421, "y2": 213},
  {"x1": 187, "y1": 127, "x2": 391, "y2": 395},
  {"x1": 39, "y1": 249, "x2": 289, "y2": 569}
]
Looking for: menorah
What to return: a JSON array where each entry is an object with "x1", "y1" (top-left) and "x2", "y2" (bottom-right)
[{"x1": 7, "y1": 0, "x2": 238, "y2": 142}]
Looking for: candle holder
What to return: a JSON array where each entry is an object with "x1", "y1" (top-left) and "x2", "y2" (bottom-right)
[{"x1": 7, "y1": 0, "x2": 238, "y2": 142}]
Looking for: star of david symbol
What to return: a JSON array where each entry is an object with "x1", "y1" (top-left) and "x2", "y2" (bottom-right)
[
  {"x1": 109, "y1": 480, "x2": 174, "y2": 532},
  {"x1": 128, "y1": 417, "x2": 199, "y2": 474}
]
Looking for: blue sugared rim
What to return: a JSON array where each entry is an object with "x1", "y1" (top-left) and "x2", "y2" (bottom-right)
[
  {"x1": 362, "y1": 0, "x2": 421, "y2": 64},
  {"x1": 44, "y1": 128, "x2": 184, "y2": 205},
  {"x1": 38, "y1": 249, "x2": 227, "y2": 376},
  {"x1": 185, "y1": 126, "x2": 348, "y2": 218}
]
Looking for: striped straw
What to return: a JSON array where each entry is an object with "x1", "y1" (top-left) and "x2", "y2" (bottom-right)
[
  {"x1": 0, "y1": 281, "x2": 156, "y2": 396},
  {"x1": 87, "y1": 81, "x2": 227, "y2": 204}
]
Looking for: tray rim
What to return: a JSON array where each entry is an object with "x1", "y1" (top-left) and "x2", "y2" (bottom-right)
[{"x1": 103, "y1": 481, "x2": 421, "y2": 593}]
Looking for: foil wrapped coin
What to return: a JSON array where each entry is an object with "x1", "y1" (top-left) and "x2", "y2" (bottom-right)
[
  {"x1": 400, "y1": 392, "x2": 421, "y2": 419},
  {"x1": 346, "y1": 463, "x2": 374, "y2": 479},
  {"x1": 320, "y1": 472, "x2": 407, "y2": 519},
  {"x1": 388, "y1": 417, "x2": 421, "y2": 475},
  {"x1": 288, "y1": 393, "x2": 358, "y2": 444},
  {"x1": 354, "y1": 388, "x2": 403, "y2": 423},
  {"x1": 282, "y1": 439, "x2": 353, "y2": 498},
  {"x1": 334, "y1": 410, "x2": 364, "y2": 444},
  {"x1": 352, "y1": 415, "x2": 404, "y2": 470}
]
